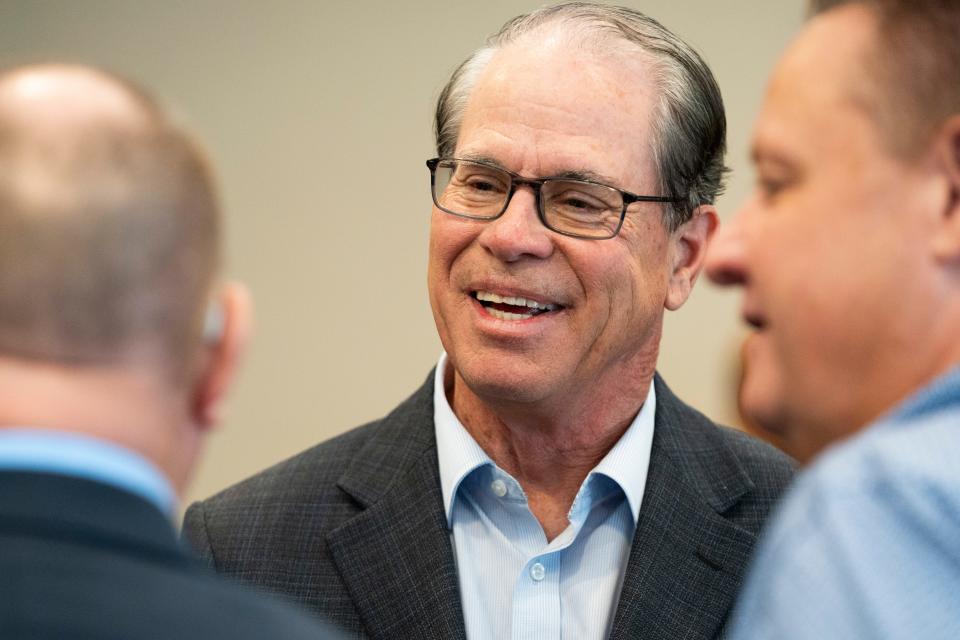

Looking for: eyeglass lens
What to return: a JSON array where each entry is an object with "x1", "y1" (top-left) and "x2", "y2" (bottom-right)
[{"x1": 432, "y1": 159, "x2": 624, "y2": 239}]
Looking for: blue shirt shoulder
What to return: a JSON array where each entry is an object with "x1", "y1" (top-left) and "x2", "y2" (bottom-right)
[{"x1": 729, "y1": 369, "x2": 960, "y2": 640}]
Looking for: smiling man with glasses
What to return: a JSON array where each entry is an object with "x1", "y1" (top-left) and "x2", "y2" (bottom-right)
[{"x1": 184, "y1": 3, "x2": 794, "y2": 639}]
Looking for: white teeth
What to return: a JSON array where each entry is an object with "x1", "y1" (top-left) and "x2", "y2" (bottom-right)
[
  {"x1": 475, "y1": 290, "x2": 558, "y2": 311},
  {"x1": 476, "y1": 291, "x2": 504, "y2": 304},
  {"x1": 487, "y1": 307, "x2": 533, "y2": 321}
]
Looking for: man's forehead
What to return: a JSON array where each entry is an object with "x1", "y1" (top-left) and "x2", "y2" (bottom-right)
[
  {"x1": 457, "y1": 37, "x2": 660, "y2": 178},
  {"x1": 752, "y1": 5, "x2": 881, "y2": 161},
  {"x1": 771, "y1": 6, "x2": 878, "y2": 111},
  {"x1": 485, "y1": 31, "x2": 657, "y2": 92}
]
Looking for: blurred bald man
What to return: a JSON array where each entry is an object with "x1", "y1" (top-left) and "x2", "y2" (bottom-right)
[
  {"x1": 706, "y1": 0, "x2": 960, "y2": 637},
  {"x1": 0, "y1": 64, "x2": 340, "y2": 639}
]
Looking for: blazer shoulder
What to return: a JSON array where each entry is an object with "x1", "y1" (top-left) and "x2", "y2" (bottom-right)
[
  {"x1": 181, "y1": 420, "x2": 385, "y2": 570},
  {"x1": 715, "y1": 423, "x2": 797, "y2": 494},
  {"x1": 652, "y1": 373, "x2": 796, "y2": 510},
  {"x1": 181, "y1": 374, "x2": 441, "y2": 632},
  {"x1": 184, "y1": 372, "x2": 437, "y2": 545},
  {"x1": 200, "y1": 418, "x2": 384, "y2": 510}
]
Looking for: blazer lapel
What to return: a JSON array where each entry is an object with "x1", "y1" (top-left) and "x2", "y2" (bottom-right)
[
  {"x1": 325, "y1": 371, "x2": 758, "y2": 639},
  {"x1": 610, "y1": 375, "x2": 758, "y2": 640},
  {"x1": 325, "y1": 371, "x2": 467, "y2": 640}
]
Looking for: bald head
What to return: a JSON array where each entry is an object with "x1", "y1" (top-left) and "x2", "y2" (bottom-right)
[
  {"x1": 0, "y1": 65, "x2": 220, "y2": 379},
  {"x1": 0, "y1": 65, "x2": 153, "y2": 128}
]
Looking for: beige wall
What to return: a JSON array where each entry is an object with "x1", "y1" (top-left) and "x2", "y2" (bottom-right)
[{"x1": 0, "y1": 1, "x2": 805, "y2": 506}]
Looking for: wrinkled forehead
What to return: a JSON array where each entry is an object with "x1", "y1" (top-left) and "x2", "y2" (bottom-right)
[{"x1": 458, "y1": 33, "x2": 661, "y2": 184}]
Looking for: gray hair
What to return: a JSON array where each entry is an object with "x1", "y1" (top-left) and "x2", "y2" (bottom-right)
[{"x1": 434, "y1": 2, "x2": 728, "y2": 230}]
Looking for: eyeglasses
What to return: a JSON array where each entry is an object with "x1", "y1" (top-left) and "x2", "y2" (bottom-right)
[{"x1": 426, "y1": 157, "x2": 683, "y2": 240}]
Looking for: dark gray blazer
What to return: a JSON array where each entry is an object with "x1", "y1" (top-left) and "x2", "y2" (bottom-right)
[
  {"x1": 0, "y1": 471, "x2": 342, "y2": 640},
  {"x1": 183, "y1": 372, "x2": 795, "y2": 639}
]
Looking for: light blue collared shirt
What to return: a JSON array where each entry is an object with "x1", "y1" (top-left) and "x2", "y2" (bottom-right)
[
  {"x1": 729, "y1": 367, "x2": 960, "y2": 640},
  {"x1": 0, "y1": 428, "x2": 177, "y2": 516},
  {"x1": 434, "y1": 353, "x2": 655, "y2": 640}
]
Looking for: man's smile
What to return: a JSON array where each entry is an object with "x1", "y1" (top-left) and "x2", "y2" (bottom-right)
[{"x1": 471, "y1": 290, "x2": 564, "y2": 322}]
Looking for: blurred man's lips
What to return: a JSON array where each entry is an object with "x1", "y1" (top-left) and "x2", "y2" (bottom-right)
[{"x1": 471, "y1": 290, "x2": 563, "y2": 321}]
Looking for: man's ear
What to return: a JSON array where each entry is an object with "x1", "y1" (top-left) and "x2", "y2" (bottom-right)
[
  {"x1": 932, "y1": 115, "x2": 960, "y2": 262},
  {"x1": 665, "y1": 205, "x2": 719, "y2": 311},
  {"x1": 192, "y1": 281, "x2": 253, "y2": 429}
]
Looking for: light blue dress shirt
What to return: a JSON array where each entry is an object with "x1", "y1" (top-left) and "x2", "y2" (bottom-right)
[
  {"x1": 434, "y1": 353, "x2": 655, "y2": 640},
  {"x1": 729, "y1": 367, "x2": 960, "y2": 640},
  {"x1": 0, "y1": 428, "x2": 177, "y2": 516}
]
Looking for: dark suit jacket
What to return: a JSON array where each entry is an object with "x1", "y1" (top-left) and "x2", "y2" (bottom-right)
[
  {"x1": 183, "y1": 372, "x2": 795, "y2": 639},
  {"x1": 0, "y1": 470, "x2": 342, "y2": 639}
]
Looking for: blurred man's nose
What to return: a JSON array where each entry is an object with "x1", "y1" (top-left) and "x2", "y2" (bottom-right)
[{"x1": 705, "y1": 212, "x2": 749, "y2": 286}]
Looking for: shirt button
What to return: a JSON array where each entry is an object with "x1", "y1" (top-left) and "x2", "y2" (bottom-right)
[
  {"x1": 491, "y1": 479, "x2": 508, "y2": 497},
  {"x1": 529, "y1": 562, "x2": 546, "y2": 582}
]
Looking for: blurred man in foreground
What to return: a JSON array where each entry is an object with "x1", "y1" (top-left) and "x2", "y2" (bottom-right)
[
  {"x1": 0, "y1": 64, "x2": 339, "y2": 639},
  {"x1": 184, "y1": 3, "x2": 794, "y2": 638},
  {"x1": 707, "y1": 1, "x2": 960, "y2": 637}
]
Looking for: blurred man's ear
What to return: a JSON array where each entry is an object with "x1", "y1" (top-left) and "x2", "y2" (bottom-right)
[
  {"x1": 931, "y1": 115, "x2": 960, "y2": 262},
  {"x1": 192, "y1": 282, "x2": 253, "y2": 429},
  {"x1": 665, "y1": 205, "x2": 719, "y2": 311}
]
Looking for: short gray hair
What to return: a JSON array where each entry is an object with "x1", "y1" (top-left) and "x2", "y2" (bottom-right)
[
  {"x1": 434, "y1": 2, "x2": 728, "y2": 230},
  {"x1": 0, "y1": 65, "x2": 220, "y2": 380}
]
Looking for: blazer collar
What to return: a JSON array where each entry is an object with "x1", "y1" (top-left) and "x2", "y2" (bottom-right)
[
  {"x1": 327, "y1": 370, "x2": 467, "y2": 640},
  {"x1": 329, "y1": 371, "x2": 758, "y2": 640},
  {"x1": 609, "y1": 374, "x2": 758, "y2": 640},
  {"x1": 0, "y1": 470, "x2": 189, "y2": 565}
]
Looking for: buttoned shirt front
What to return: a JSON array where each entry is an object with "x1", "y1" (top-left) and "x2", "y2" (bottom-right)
[{"x1": 434, "y1": 353, "x2": 656, "y2": 640}]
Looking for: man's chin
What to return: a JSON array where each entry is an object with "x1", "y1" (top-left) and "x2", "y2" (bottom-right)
[
  {"x1": 467, "y1": 378, "x2": 548, "y2": 405},
  {"x1": 742, "y1": 397, "x2": 833, "y2": 465},
  {"x1": 738, "y1": 385, "x2": 795, "y2": 449},
  {"x1": 452, "y1": 362, "x2": 556, "y2": 407}
]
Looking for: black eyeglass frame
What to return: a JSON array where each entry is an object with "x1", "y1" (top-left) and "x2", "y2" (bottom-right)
[{"x1": 426, "y1": 157, "x2": 685, "y2": 240}]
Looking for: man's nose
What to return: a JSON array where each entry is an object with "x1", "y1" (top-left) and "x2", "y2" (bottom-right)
[
  {"x1": 477, "y1": 185, "x2": 554, "y2": 262},
  {"x1": 705, "y1": 212, "x2": 749, "y2": 286}
]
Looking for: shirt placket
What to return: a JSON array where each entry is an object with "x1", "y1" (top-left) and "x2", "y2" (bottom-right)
[{"x1": 504, "y1": 472, "x2": 599, "y2": 640}]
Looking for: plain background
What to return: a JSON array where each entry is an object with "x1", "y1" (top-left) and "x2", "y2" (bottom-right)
[{"x1": 0, "y1": 1, "x2": 806, "y2": 507}]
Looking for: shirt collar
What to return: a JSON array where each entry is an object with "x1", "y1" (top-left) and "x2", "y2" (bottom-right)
[
  {"x1": 433, "y1": 352, "x2": 656, "y2": 526},
  {"x1": 434, "y1": 354, "x2": 493, "y2": 525},
  {"x1": 590, "y1": 379, "x2": 655, "y2": 524},
  {"x1": 0, "y1": 428, "x2": 177, "y2": 516}
]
